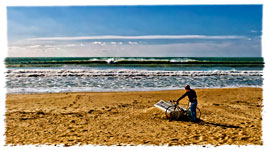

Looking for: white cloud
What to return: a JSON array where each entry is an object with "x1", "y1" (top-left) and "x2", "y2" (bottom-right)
[
  {"x1": 110, "y1": 42, "x2": 123, "y2": 45},
  {"x1": 65, "y1": 44, "x2": 76, "y2": 47},
  {"x1": 128, "y1": 41, "x2": 138, "y2": 45},
  {"x1": 91, "y1": 41, "x2": 106, "y2": 46},
  {"x1": 92, "y1": 41, "x2": 102, "y2": 45},
  {"x1": 27, "y1": 45, "x2": 42, "y2": 48},
  {"x1": 8, "y1": 35, "x2": 261, "y2": 57},
  {"x1": 44, "y1": 45, "x2": 54, "y2": 48},
  {"x1": 28, "y1": 35, "x2": 247, "y2": 41},
  {"x1": 250, "y1": 30, "x2": 259, "y2": 33}
]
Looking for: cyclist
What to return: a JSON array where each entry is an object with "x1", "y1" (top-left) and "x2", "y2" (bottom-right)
[{"x1": 176, "y1": 85, "x2": 198, "y2": 122}]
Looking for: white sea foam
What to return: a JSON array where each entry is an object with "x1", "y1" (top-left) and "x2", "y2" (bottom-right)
[
  {"x1": 6, "y1": 69, "x2": 263, "y2": 78},
  {"x1": 5, "y1": 68, "x2": 263, "y2": 94}
]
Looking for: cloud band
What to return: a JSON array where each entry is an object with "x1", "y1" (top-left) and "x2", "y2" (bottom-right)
[{"x1": 28, "y1": 35, "x2": 246, "y2": 41}]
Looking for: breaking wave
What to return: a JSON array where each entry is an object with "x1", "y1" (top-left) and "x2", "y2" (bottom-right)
[
  {"x1": 5, "y1": 57, "x2": 264, "y2": 67},
  {"x1": 6, "y1": 68, "x2": 263, "y2": 94}
]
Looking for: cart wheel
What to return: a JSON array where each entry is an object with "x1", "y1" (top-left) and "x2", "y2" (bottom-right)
[
  {"x1": 196, "y1": 107, "x2": 201, "y2": 119},
  {"x1": 165, "y1": 106, "x2": 174, "y2": 120},
  {"x1": 165, "y1": 106, "x2": 181, "y2": 121}
]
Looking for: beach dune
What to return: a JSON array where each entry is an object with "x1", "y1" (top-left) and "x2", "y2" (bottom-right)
[{"x1": 5, "y1": 88, "x2": 263, "y2": 146}]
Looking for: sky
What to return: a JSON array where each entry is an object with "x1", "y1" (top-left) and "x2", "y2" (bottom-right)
[{"x1": 7, "y1": 5, "x2": 262, "y2": 57}]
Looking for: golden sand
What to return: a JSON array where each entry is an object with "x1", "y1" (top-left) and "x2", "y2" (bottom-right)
[{"x1": 5, "y1": 87, "x2": 263, "y2": 146}]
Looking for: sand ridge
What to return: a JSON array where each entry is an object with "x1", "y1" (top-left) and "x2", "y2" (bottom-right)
[{"x1": 5, "y1": 87, "x2": 263, "y2": 146}]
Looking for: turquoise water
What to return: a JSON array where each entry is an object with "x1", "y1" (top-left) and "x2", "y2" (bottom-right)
[
  {"x1": 5, "y1": 57, "x2": 264, "y2": 68},
  {"x1": 5, "y1": 57, "x2": 264, "y2": 93}
]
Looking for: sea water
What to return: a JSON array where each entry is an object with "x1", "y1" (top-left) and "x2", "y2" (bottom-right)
[{"x1": 5, "y1": 57, "x2": 264, "y2": 94}]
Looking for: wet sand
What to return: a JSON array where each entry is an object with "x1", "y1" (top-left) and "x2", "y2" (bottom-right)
[{"x1": 5, "y1": 87, "x2": 263, "y2": 146}]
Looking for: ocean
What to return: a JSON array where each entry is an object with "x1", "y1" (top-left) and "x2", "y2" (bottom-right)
[{"x1": 5, "y1": 57, "x2": 264, "y2": 94}]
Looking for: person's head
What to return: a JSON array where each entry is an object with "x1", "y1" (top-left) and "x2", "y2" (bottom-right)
[{"x1": 185, "y1": 85, "x2": 191, "y2": 91}]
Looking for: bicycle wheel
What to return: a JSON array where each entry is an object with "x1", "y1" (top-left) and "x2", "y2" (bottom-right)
[
  {"x1": 187, "y1": 107, "x2": 201, "y2": 120},
  {"x1": 165, "y1": 106, "x2": 181, "y2": 121}
]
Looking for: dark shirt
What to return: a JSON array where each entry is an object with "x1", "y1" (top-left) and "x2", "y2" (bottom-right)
[{"x1": 177, "y1": 89, "x2": 197, "y2": 103}]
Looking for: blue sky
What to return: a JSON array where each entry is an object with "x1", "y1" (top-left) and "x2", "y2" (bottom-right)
[{"x1": 7, "y1": 5, "x2": 262, "y2": 57}]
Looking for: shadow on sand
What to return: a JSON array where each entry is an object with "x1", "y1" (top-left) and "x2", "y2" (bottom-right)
[
  {"x1": 195, "y1": 119, "x2": 241, "y2": 129},
  {"x1": 169, "y1": 118, "x2": 241, "y2": 129}
]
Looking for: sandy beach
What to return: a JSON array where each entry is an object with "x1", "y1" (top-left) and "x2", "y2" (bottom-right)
[{"x1": 5, "y1": 87, "x2": 263, "y2": 146}]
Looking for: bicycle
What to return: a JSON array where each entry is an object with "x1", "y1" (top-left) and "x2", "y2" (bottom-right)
[{"x1": 165, "y1": 100, "x2": 201, "y2": 121}]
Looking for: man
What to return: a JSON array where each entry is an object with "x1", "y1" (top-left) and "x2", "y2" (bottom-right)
[{"x1": 177, "y1": 85, "x2": 198, "y2": 122}]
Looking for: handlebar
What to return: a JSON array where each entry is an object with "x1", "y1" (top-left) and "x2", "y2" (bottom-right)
[{"x1": 170, "y1": 100, "x2": 179, "y2": 105}]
